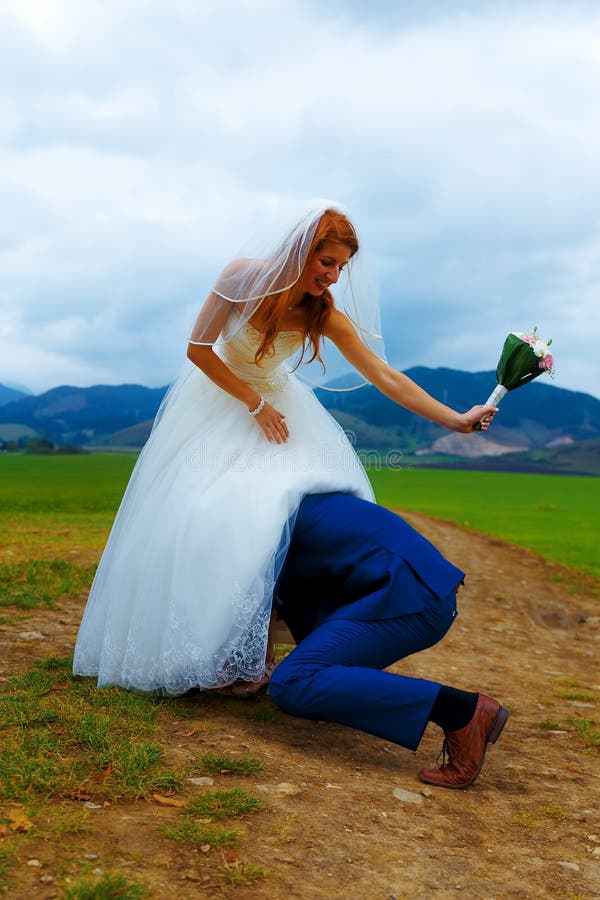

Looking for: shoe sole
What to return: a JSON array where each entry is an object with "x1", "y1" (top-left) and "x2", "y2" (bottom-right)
[
  {"x1": 419, "y1": 704, "x2": 510, "y2": 789},
  {"x1": 488, "y1": 704, "x2": 510, "y2": 746}
]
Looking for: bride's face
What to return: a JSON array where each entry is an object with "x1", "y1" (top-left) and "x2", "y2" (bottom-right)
[{"x1": 303, "y1": 241, "x2": 351, "y2": 297}]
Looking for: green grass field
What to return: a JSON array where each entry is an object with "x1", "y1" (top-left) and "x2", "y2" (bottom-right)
[
  {"x1": 0, "y1": 453, "x2": 134, "y2": 513},
  {"x1": 368, "y1": 466, "x2": 599, "y2": 578},
  {"x1": 0, "y1": 454, "x2": 137, "y2": 609},
  {"x1": 0, "y1": 455, "x2": 598, "y2": 611}
]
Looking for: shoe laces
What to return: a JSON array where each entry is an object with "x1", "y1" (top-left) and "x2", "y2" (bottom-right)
[{"x1": 436, "y1": 733, "x2": 460, "y2": 768}]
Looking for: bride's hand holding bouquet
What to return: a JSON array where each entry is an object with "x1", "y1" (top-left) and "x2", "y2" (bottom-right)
[{"x1": 472, "y1": 327, "x2": 555, "y2": 431}]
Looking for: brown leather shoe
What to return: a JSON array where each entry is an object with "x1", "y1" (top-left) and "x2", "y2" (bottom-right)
[{"x1": 418, "y1": 693, "x2": 509, "y2": 789}]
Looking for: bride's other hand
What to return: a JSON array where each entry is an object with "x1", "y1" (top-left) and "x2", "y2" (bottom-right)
[{"x1": 254, "y1": 402, "x2": 289, "y2": 443}]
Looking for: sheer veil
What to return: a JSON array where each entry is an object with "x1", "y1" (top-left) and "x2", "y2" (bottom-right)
[{"x1": 187, "y1": 199, "x2": 386, "y2": 391}]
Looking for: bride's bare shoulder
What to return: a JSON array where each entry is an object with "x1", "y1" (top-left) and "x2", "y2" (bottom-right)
[
  {"x1": 219, "y1": 257, "x2": 266, "y2": 278},
  {"x1": 323, "y1": 307, "x2": 353, "y2": 337}
]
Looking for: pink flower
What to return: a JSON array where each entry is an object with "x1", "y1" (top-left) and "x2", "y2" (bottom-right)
[
  {"x1": 520, "y1": 333, "x2": 537, "y2": 346},
  {"x1": 539, "y1": 353, "x2": 554, "y2": 371}
]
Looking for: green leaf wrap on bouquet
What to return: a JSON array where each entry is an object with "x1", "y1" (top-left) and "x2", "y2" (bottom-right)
[
  {"x1": 476, "y1": 327, "x2": 555, "y2": 421},
  {"x1": 496, "y1": 333, "x2": 549, "y2": 391}
]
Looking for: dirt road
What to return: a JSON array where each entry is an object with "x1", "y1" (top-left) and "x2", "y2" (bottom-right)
[{"x1": 1, "y1": 512, "x2": 598, "y2": 898}]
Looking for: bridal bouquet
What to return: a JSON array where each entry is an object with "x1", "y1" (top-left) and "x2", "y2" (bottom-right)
[{"x1": 474, "y1": 327, "x2": 554, "y2": 428}]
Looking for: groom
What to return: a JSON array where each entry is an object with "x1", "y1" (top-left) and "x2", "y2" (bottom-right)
[{"x1": 268, "y1": 492, "x2": 509, "y2": 789}]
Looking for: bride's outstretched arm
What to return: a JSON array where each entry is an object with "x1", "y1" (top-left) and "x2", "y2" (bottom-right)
[{"x1": 323, "y1": 310, "x2": 497, "y2": 434}]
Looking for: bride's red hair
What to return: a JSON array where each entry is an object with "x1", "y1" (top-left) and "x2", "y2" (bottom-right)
[{"x1": 254, "y1": 209, "x2": 359, "y2": 368}]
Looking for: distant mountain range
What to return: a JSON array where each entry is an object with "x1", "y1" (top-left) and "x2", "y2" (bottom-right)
[
  {"x1": 0, "y1": 383, "x2": 31, "y2": 406},
  {"x1": 316, "y1": 366, "x2": 600, "y2": 448},
  {"x1": 1, "y1": 370, "x2": 599, "y2": 474},
  {"x1": 315, "y1": 368, "x2": 600, "y2": 475},
  {"x1": 0, "y1": 383, "x2": 166, "y2": 447}
]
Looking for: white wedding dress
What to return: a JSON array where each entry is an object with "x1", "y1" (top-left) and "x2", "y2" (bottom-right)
[{"x1": 73, "y1": 314, "x2": 374, "y2": 695}]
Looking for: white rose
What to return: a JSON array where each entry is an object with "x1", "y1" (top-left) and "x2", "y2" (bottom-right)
[{"x1": 533, "y1": 339, "x2": 548, "y2": 358}]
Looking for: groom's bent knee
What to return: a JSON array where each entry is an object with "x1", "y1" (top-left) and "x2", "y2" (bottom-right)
[{"x1": 268, "y1": 659, "x2": 315, "y2": 716}]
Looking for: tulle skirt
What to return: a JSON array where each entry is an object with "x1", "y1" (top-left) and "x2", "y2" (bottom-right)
[{"x1": 73, "y1": 365, "x2": 374, "y2": 694}]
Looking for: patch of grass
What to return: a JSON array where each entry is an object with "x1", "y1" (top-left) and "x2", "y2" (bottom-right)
[
  {"x1": 548, "y1": 576, "x2": 581, "y2": 596},
  {"x1": 186, "y1": 788, "x2": 263, "y2": 821},
  {"x1": 0, "y1": 659, "x2": 185, "y2": 803},
  {"x1": 512, "y1": 809, "x2": 541, "y2": 829},
  {"x1": 115, "y1": 742, "x2": 185, "y2": 796},
  {"x1": 0, "y1": 559, "x2": 96, "y2": 609},
  {"x1": 274, "y1": 643, "x2": 294, "y2": 663},
  {"x1": 160, "y1": 819, "x2": 239, "y2": 847},
  {"x1": 2, "y1": 696, "x2": 59, "y2": 728},
  {"x1": 554, "y1": 689, "x2": 597, "y2": 703},
  {"x1": 221, "y1": 861, "x2": 269, "y2": 885},
  {"x1": 70, "y1": 681, "x2": 161, "y2": 728},
  {"x1": 567, "y1": 717, "x2": 600, "y2": 751},
  {"x1": 62, "y1": 871, "x2": 148, "y2": 899},
  {"x1": 0, "y1": 847, "x2": 14, "y2": 893},
  {"x1": 545, "y1": 805, "x2": 572, "y2": 821},
  {"x1": 7, "y1": 664, "x2": 57, "y2": 695},
  {"x1": 0, "y1": 730, "x2": 69, "y2": 799},
  {"x1": 38, "y1": 655, "x2": 73, "y2": 671},
  {"x1": 43, "y1": 805, "x2": 93, "y2": 838},
  {"x1": 537, "y1": 719, "x2": 563, "y2": 730},
  {"x1": 538, "y1": 716, "x2": 600, "y2": 752},
  {"x1": 196, "y1": 751, "x2": 265, "y2": 776}
]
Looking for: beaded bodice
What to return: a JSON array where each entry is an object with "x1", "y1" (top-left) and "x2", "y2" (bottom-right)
[{"x1": 218, "y1": 314, "x2": 303, "y2": 396}]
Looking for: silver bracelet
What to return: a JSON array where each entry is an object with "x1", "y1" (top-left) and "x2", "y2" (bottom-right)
[{"x1": 248, "y1": 397, "x2": 265, "y2": 417}]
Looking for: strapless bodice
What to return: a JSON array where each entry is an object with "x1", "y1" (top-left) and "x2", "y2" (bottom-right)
[{"x1": 217, "y1": 314, "x2": 304, "y2": 396}]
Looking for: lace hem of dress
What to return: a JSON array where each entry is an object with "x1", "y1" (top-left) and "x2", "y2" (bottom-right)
[{"x1": 73, "y1": 583, "x2": 271, "y2": 697}]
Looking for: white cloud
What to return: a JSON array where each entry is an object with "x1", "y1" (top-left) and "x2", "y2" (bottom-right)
[{"x1": 0, "y1": 0, "x2": 599, "y2": 398}]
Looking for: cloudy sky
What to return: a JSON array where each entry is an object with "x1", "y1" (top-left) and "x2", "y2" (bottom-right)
[{"x1": 1, "y1": 0, "x2": 599, "y2": 398}]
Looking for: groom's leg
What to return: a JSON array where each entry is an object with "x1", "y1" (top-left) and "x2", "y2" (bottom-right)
[{"x1": 269, "y1": 590, "x2": 457, "y2": 752}]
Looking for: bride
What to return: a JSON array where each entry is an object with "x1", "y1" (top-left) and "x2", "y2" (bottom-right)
[{"x1": 73, "y1": 203, "x2": 495, "y2": 695}]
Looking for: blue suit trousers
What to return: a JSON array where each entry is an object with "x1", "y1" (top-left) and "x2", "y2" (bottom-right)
[{"x1": 269, "y1": 493, "x2": 462, "y2": 751}]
